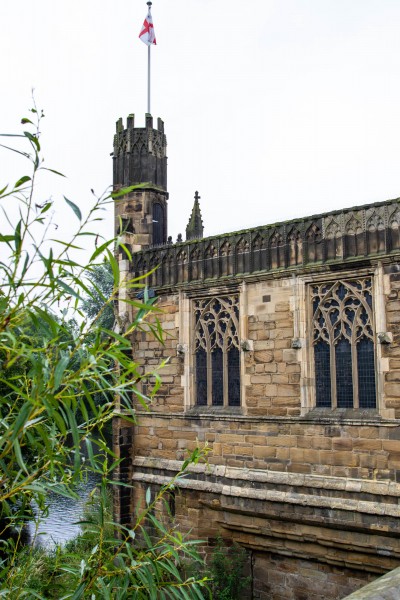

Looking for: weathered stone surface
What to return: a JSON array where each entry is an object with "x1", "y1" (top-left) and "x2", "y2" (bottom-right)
[
  {"x1": 343, "y1": 566, "x2": 400, "y2": 599},
  {"x1": 254, "y1": 350, "x2": 273, "y2": 363},
  {"x1": 117, "y1": 168, "x2": 400, "y2": 599}
]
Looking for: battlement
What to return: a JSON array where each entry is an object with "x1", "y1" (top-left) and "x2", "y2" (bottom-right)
[
  {"x1": 112, "y1": 113, "x2": 167, "y2": 190},
  {"x1": 115, "y1": 114, "x2": 164, "y2": 133},
  {"x1": 132, "y1": 196, "x2": 400, "y2": 289}
]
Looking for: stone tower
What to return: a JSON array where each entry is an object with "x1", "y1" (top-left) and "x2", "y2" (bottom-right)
[{"x1": 112, "y1": 113, "x2": 168, "y2": 251}]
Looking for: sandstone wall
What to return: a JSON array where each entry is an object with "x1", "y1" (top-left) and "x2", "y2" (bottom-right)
[{"x1": 118, "y1": 261, "x2": 400, "y2": 599}]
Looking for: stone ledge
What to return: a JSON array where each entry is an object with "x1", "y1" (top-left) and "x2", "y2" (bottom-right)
[
  {"x1": 217, "y1": 518, "x2": 400, "y2": 574},
  {"x1": 132, "y1": 457, "x2": 400, "y2": 498},
  {"x1": 133, "y1": 470, "x2": 400, "y2": 517},
  {"x1": 131, "y1": 409, "x2": 399, "y2": 426},
  {"x1": 343, "y1": 566, "x2": 400, "y2": 599}
]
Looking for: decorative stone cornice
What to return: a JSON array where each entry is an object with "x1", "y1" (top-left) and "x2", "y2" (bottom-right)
[{"x1": 131, "y1": 197, "x2": 400, "y2": 288}]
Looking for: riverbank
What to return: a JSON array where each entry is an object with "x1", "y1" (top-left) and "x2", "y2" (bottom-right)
[{"x1": 7, "y1": 488, "x2": 113, "y2": 598}]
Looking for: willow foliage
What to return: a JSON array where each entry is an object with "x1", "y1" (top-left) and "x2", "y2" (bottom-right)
[{"x1": 0, "y1": 106, "x2": 208, "y2": 599}]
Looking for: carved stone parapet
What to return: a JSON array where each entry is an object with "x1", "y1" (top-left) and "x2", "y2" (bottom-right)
[{"x1": 132, "y1": 197, "x2": 400, "y2": 288}]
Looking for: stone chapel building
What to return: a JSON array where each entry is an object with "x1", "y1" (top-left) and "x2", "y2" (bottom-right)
[{"x1": 112, "y1": 113, "x2": 400, "y2": 600}]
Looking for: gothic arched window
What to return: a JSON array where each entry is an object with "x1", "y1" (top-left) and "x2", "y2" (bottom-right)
[
  {"x1": 311, "y1": 278, "x2": 376, "y2": 409},
  {"x1": 194, "y1": 296, "x2": 240, "y2": 407}
]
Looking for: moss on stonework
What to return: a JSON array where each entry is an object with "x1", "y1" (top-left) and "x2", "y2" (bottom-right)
[
  {"x1": 151, "y1": 196, "x2": 400, "y2": 250},
  {"x1": 112, "y1": 182, "x2": 166, "y2": 199}
]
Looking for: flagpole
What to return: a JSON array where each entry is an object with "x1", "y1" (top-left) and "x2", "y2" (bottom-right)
[{"x1": 147, "y1": 1, "x2": 152, "y2": 114}]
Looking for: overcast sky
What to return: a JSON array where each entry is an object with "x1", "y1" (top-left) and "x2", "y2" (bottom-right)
[{"x1": 2, "y1": 0, "x2": 400, "y2": 244}]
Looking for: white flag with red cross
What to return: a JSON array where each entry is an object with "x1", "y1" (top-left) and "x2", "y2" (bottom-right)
[{"x1": 139, "y1": 8, "x2": 157, "y2": 45}]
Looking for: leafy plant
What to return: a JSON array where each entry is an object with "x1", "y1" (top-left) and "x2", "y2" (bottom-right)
[
  {"x1": 209, "y1": 536, "x2": 250, "y2": 600},
  {"x1": 81, "y1": 261, "x2": 115, "y2": 331},
  {"x1": 0, "y1": 103, "x2": 209, "y2": 598}
]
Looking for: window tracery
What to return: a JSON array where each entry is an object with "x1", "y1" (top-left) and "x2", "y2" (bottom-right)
[
  {"x1": 194, "y1": 295, "x2": 240, "y2": 407},
  {"x1": 311, "y1": 278, "x2": 376, "y2": 409}
]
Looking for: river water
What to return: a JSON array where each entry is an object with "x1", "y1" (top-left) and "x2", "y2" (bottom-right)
[{"x1": 27, "y1": 471, "x2": 101, "y2": 548}]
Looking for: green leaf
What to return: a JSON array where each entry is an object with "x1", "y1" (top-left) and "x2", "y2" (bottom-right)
[
  {"x1": 0, "y1": 143, "x2": 30, "y2": 160},
  {"x1": 40, "y1": 167, "x2": 66, "y2": 177},
  {"x1": 70, "y1": 582, "x2": 86, "y2": 600},
  {"x1": 13, "y1": 438, "x2": 28, "y2": 473},
  {"x1": 56, "y1": 278, "x2": 83, "y2": 300},
  {"x1": 118, "y1": 242, "x2": 132, "y2": 261},
  {"x1": 14, "y1": 219, "x2": 22, "y2": 254},
  {"x1": 106, "y1": 248, "x2": 120, "y2": 287},
  {"x1": 64, "y1": 196, "x2": 82, "y2": 221},
  {"x1": 52, "y1": 410, "x2": 67, "y2": 436},
  {"x1": 90, "y1": 238, "x2": 114, "y2": 262},
  {"x1": 85, "y1": 438, "x2": 97, "y2": 470},
  {"x1": 21, "y1": 117, "x2": 34, "y2": 125},
  {"x1": 146, "y1": 487, "x2": 151, "y2": 505},
  {"x1": 40, "y1": 202, "x2": 52, "y2": 214},
  {"x1": 111, "y1": 183, "x2": 154, "y2": 199},
  {"x1": 24, "y1": 130, "x2": 40, "y2": 152},
  {"x1": 14, "y1": 175, "x2": 31, "y2": 188},
  {"x1": 53, "y1": 353, "x2": 70, "y2": 391}
]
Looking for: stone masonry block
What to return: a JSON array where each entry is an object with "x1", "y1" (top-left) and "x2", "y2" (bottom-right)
[{"x1": 254, "y1": 350, "x2": 273, "y2": 363}]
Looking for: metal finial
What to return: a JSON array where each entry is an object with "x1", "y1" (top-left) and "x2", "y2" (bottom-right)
[{"x1": 147, "y1": 1, "x2": 152, "y2": 6}]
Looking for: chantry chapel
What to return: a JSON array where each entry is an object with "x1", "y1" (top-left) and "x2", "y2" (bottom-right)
[{"x1": 113, "y1": 113, "x2": 400, "y2": 600}]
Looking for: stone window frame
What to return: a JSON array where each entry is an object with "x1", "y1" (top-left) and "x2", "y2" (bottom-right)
[
  {"x1": 193, "y1": 294, "x2": 240, "y2": 407},
  {"x1": 294, "y1": 265, "x2": 392, "y2": 417},
  {"x1": 179, "y1": 285, "x2": 245, "y2": 411},
  {"x1": 311, "y1": 277, "x2": 376, "y2": 409}
]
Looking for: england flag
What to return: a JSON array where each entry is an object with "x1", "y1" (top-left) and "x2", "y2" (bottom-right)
[{"x1": 139, "y1": 8, "x2": 157, "y2": 45}]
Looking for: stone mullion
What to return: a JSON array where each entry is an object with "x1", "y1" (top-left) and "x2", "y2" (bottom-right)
[
  {"x1": 352, "y1": 338, "x2": 359, "y2": 409},
  {"x1": 330, "y1": 341, "x2": 337, "y2": 409},
  {"x1": 223, "y1": 347, "x2": 228, "y2": 407},
  {"x1": 207, "y1": 346, "x2": 213, "y2": 406}
]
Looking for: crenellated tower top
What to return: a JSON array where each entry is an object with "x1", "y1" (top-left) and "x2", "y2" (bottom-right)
[
  {"x1": 113, "y1": 113, "x2": 167, "y2": 191},
  {"x1": 112, "y1": 113, "x2": 168, "y2": 249}
]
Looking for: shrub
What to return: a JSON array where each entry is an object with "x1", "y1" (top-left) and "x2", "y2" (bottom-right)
[
  {"x1": 210, "y1": 536, "x2": 251, "y2": 600},
  {"x1": 0, "y1": 104, "x2": 209, "y2": 599}
]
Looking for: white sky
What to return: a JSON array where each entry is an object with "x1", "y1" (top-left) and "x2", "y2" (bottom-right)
[{"x1": 2, "y1": 0, "x2": 400, "y2": 244}]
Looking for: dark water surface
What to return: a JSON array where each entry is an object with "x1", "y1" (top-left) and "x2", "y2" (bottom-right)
[{"x1": 27, "y1": 471, "x2": 100, "y2": 548}]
